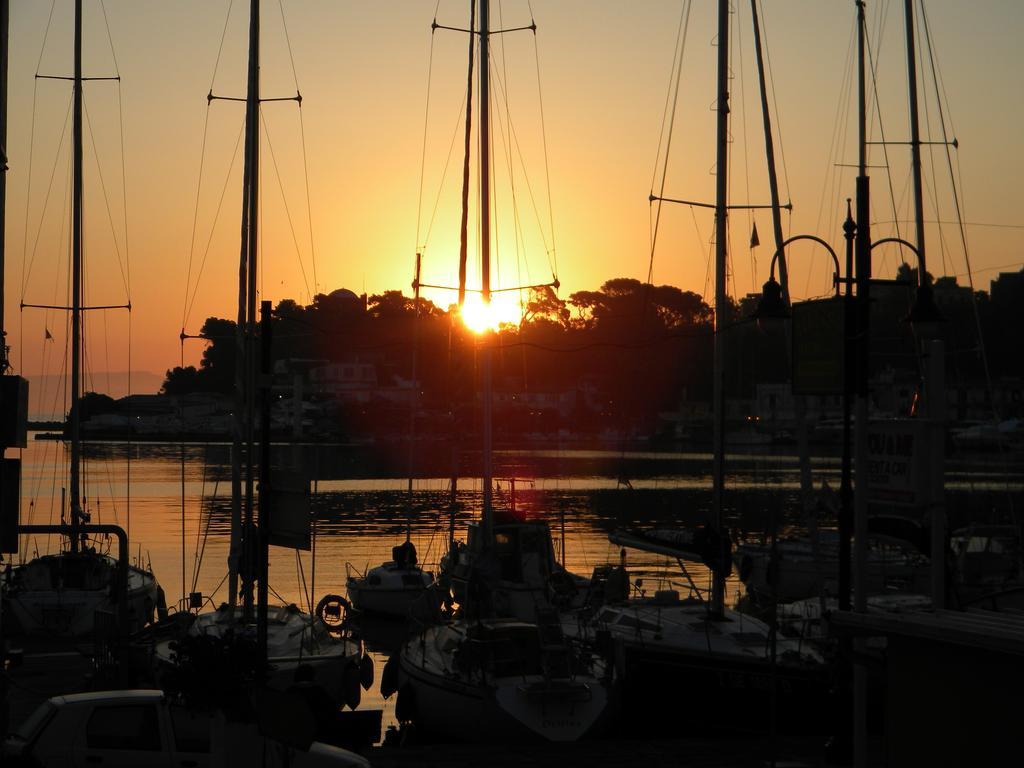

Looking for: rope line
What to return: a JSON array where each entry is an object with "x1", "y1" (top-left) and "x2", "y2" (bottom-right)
[
  {"x1": 415, "y1": 3, "x2": 441, "y2": 252},
  {"x1": 260, "y1": 108, "x2": 312, "y2": 301},
  {"x1": 489, "y1": 61, "x2": 553, "y2": 276},
  {"x1": 919, "y1": 1, "x2": 996, "y2": 420},
  {"x1": 210, "y1": 0, "x2": 236, "y2": 92},
  {"x1": 277, "y1": 0, "x2": 319, "y2": 296},
  {"x1": 183, "y1": 106, "x2": 213, "y2": 330},
  {"x1": 648, "y1": 2, "x2": 692, "y2": 287},
  {"x1": 422, "y1": 92, "x2": 469, "y2": 253},
  {"x1": 183, "y1": 116, "x2": 247, "y2": 329},
  {"x1": 81, "y1": 97, "x2": 130, "y2": 300},
  {"x1": 735, "y1": 1, "x2": 754, "y2": 296},
  {"x1": 21, "y1": 96, "x2": 73, "y2": 301},
  {"x1": 529, "y1": 10, "x2": 558, "y2": 281}
]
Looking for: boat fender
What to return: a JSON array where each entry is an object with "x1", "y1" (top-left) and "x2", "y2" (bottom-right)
[
  {"x1": 315, "y1": 593, "x2": 350, "y2": 629},
  {"x1": 395, "y1": 683, "x2": 416, "y2": 723},
  {"x1": 343, "y1": 661, "x2": 362, "y2": 710},
  {"x1": 738, "y1": 554, "x2": 754, "y2": 583},
  {"x1": 359, "y1": 653, "x2": 375, "y2": 691},
  {"x1": 380, "y1": 654, "x2": 400, "y2": 699}
]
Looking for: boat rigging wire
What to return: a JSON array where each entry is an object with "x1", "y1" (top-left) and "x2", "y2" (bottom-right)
[
  {"x1": 756, "y1": 0, "x2": 792, "y2": 231},
  {"x1": 182, "y1": 0, "x2": 235, "y2": 330},
  {"x1": 19, "y1": 2, "x2": 135, "y2": 550},
  {"x1": 20, "y1": 97, "x2": 72, "y2": 299},
  {"x1": 260, "y1": 107, "x2": 312, "y2": 301},
  {"x1": 648, "y1": 1, "x2": 692, "y2": 287},
  {"x1": 864, "y1": 8, "x2": 909, "y2": 282},
  {"x1": 277, "y1": 0, "x2": 319, "y2": 295},
  {"x1": 488, "y1": 57, "x2": 556, "y2": 281},
  {"x1": 735, "y1": 2, "x2": 756, "y2": 296},
  {"x1": 812, "y1": 20, "x2": 855, "y2": 272},
  {"x1": 415, "y1": 1, "x2": 442, "y2": 254},
  {"x1": 182, "y1": 117, "x2": 247, "y2": 330},
  {"x1": 494, "y1": 1, "x2": 528, "y2": 301},
  {"x1": 919, "y1": 0, "x2": 996, "y2": 420},
  {"x1": 527, "y1": 2, "x2": 558, "y2": 282},
  {"x1": 81, "y1": 99, "x2": 129, "y2": 298}
]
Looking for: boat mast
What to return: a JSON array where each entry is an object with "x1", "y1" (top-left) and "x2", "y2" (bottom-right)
[
  {"x1": 69, "y1": 0, "x2": 84, "y2": 553},
  {"x1": 0, "y1": 0, "x2": 7, "y2": 376},
  {"x1": 457, "y1": 2, "x2": 476, "y2": 309},
  {"x1": 230, "y1": 0, "x2": 261, "y2": 612},
  {"x1": 749, "y1": 1, "x2": 813, "y2": 519},
  {"x1": 479, "y1": 0, "x2": 494, "y2": 547},
  {"x1": 407, "y1": 252, "x2": 422, "y2": 543},
  {"x1": 749, "y1": 2, "x2": 788, "y2": 301},
  {"x1": 903, "y1": 0, "x2": 927, "y2": 281},
  {"x1": 903, "y1": 0, "x2": 946, "y2": 611},
  {"x1": 241, "y1": 0, "x2": 261, "y2": 623},
  {"x1": 852, "y1": 2, "x2": 871, "y2": 765},
  {"x1": 710, "y1": 0, "x2": 729, "y2": 617}
]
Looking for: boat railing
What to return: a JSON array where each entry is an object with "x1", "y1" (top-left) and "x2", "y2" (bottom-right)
[{"x1": 344, "y1": 562, "x2": 366, "y2": 582}]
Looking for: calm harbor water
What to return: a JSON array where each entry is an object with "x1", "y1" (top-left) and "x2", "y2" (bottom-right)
[{"x1": 8, "y1": 434, "x2": 1023, "y2": 736}]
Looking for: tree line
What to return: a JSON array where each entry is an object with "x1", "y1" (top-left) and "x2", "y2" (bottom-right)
[{"x1": 153, "y1": 267, "x2": 1021, "y2": 436}]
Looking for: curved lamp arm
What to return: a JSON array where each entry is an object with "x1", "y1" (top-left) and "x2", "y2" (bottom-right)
[{"x1": 767, "y1": 234, "x2": 842, "y2": 295}]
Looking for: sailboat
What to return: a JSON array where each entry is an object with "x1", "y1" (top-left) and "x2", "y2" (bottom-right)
[
  {"x1": 560, "y1": 0, "x2": 835, "y2": 735},
  {"x1": 151, "y1": 0, "x2": 361, "y2": 703},
  {"x1": 394, "y1": 1, "x2": 609, "y2": 742},
  {"x1": 3, "y1": 0, "x2": 160, "y2": 640},
  {"x1": 345, "y1": 541, "x2": 434, "y2": 620},
  {"x1": 346, "y1": 255, "x2": 434, "y2": 619}
]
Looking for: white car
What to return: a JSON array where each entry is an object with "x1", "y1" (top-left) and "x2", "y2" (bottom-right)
[{"x1": 3, "y1": 689, "x2": 371, "y2": 768}]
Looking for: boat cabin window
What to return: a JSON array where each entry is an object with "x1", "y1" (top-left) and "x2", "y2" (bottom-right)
[
  {"x1": 495, "y1": 531, "x2": 523, "y2": 582},
  {"x1": 86, "y1": 705, "x2": 162, "y2": 751},
  {"x1": 494, "y1": 525, "x2": 556, "y2": 582}
]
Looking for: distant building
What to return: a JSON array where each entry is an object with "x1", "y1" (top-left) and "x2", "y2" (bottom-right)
[{"x1": 310, "y1": 361, "x2": 378, "y2": 399}]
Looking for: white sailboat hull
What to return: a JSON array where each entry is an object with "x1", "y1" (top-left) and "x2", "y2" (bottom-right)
[
  {"x1": 152, "y1": 604, "x2": 363, "y2": 704},
  {"x1": 397, "y1": 621, "x2": 608, "y2": 743},
  {"x1": 346, "y1": 563, "x2": 433, "y2": 619},
  {"x1": 3, "y1": 554, "x2": 158, "y2": 637},
  {"x1": 398, "y1": 654, "x2": 606, "y2": 743}
]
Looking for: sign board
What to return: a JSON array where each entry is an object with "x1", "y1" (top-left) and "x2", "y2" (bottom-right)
[
  {"x1": 791, "y1": 297, "x2": 844, "y2": 395},
  {"x1": 1, "y1": 458, "x2": 20, "y2": 553},
  {"x1": 866, "y1": 419, "x2": 928, "y2": 507},
  {"x1": 267, "y1": 470, "x2": 311, "y2": 551},
  {"x1": 0, "y1": 376, "x2": 30, "y2": 448}
]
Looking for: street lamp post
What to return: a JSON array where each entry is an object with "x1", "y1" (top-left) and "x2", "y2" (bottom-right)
[{"x1": 755, "y1": 205, "x2": 943, "y2": 764}]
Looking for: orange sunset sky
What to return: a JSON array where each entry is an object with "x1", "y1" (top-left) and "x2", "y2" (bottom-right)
[{"x1": 3, "y1": 1, "x2": 1023, "y2": 408}]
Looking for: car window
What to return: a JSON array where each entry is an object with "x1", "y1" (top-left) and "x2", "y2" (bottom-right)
[
  {"x1": 170, "y1": 705, "x2": 212, "y2": 753},
  {"x1": 86, "y1": 705, "x2": 162, "y2": 751}
]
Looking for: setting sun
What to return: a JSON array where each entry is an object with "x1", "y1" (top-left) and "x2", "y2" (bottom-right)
[{"x1": 457, "y1": 292, "x2": 524, "y2": 334}]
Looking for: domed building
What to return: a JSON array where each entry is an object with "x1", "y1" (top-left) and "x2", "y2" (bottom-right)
[{"x1": 315, "y1": 287, "x2": 367, "y2": 313}]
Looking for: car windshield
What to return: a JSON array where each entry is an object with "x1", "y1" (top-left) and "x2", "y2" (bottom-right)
[{"x1": 15, "y1": 701, "x2": 57, "y2": 742}]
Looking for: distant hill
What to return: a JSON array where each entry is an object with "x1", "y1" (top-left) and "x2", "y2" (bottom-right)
[{"x1": 22, "y1": 370, "x2": 165, "y2": 421}]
